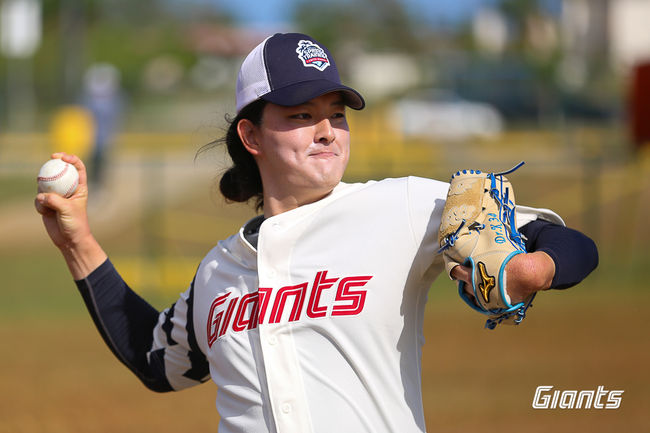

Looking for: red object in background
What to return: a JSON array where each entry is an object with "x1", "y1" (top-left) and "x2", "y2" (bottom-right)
[{"x1": 630, "y1": 62, "x2": 650, "y2": 149}]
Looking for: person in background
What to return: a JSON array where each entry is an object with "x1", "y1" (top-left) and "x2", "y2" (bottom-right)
[{"x1": 82, "y1": 62, "x2": 124, "y2": 189}]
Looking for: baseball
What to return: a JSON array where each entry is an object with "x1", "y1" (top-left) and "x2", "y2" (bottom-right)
[{"x1": 37, "y1": 158, "x2": 79, "y2": 198}]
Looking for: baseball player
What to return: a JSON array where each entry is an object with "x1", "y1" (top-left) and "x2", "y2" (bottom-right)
[{"x1": 35, "y1": 33, "x2": 598, "y2": 432}]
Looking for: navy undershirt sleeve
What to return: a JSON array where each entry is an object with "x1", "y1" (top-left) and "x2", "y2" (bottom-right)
[
  {"x1": 519, "y1": 220, "x2": 598, "y2": 290},
  {"x1": 75, "y1": 259, "x2": 173, "y2": 392}
]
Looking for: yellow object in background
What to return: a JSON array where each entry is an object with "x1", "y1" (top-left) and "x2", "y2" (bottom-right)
[{"x1": 49, "y1": 105, "x2": 95, "y2": 160}]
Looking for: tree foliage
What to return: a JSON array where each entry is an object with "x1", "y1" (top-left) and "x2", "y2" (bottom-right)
[{"x1": 293, "y1": 0, "x2": 424, "y2": 54}]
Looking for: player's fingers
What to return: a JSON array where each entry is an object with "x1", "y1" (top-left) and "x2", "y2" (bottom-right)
[
  {"x1": 450, "y1": 264, "x2": 472, "y2": 285},
  {"x1": 35, "y1": 192, "x2": 68, "y2": 214},
  {"x1": 451, "y1": 265, "x2": 476, "y2": 299},
  {"x1": 34, "y1": 195, "x2": 53, "y2": 215},
  {"x1": 51, "y1": 152, "x2": 88, "y2": 188}
]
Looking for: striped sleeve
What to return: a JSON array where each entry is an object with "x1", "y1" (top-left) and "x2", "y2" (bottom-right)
[
  {"x1": 75, "y1": 258, "x2": 209, "y2": 392},
  {"x1": 149, "y1": 275, "x2": 210, "y2": 390}
]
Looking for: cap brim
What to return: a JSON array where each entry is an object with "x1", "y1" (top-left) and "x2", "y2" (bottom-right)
[{"x1": 261, "y1": 79, "x2": 365, "y2": 110}]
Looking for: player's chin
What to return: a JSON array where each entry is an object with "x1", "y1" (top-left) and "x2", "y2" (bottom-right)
[
  {"x1": 306, "y1": 153, "x2": 341, "y2": 167},
  {"x1": 306, "y1": 170, "x2": 344, "y2": 192},
  {"x1": 307, "y1": 155, "x2": 346, "y2": 175}
]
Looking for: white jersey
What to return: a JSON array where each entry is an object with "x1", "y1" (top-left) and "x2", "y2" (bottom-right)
[{"x1": 149, "y1": 176, "x2": 560, "y2": 433}]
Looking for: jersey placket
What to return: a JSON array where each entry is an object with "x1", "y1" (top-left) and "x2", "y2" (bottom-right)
[{"x1": 257, "y1": 218, "x2": 314, "y2": 433}]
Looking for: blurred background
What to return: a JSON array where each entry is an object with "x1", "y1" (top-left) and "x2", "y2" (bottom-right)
[{"x1": 0, "y1": 0, "x2": 648, "y2": 432}]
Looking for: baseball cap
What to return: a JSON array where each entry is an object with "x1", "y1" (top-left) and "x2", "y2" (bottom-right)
[{"x1": 236, "y1": 33, "x2": 365, "y2": 113}]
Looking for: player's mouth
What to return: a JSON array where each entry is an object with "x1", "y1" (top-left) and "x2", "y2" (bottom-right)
[
  {"x1": 308, "y1": 149, "x2": 339, "y2": 159},
  {"x1": 310, "y1": 152, "x2": 337, "y2": 158}
]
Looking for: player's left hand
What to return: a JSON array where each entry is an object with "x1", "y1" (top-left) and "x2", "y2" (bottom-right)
[{"x1": 451, "y1": 251, "x2": 555, "y2": 304}]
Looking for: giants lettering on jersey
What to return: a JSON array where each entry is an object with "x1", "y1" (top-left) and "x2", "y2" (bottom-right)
[{"x1": 207, "y1": 271, "x2": 372, "y2": 347}]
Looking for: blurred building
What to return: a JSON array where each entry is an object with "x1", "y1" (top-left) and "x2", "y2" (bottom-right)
[
  {"x1": 561, "y1": 0, "x2": 650, "y2": 83},
  {"x1": 391, "y1": 89, "x2": 503, "y2": 141},
  {"x1": 608, "y1": 0, "x2": 650, "y2": 69}
]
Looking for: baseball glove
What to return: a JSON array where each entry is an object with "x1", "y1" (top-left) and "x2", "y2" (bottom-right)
[{"x1": 438, "y1": 162, "x2": 534, "y2": 329}]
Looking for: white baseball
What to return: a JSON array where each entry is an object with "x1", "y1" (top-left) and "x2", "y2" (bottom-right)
[{"x1": 37, "y1": 158, "x2": 79, "y2": 198}]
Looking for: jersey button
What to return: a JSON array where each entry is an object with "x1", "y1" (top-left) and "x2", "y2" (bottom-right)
[
  {"x1": 281, "y1": 403, "x2": 291, "y2": 414},
  {"x1": 268, "y1": 335, "x2": 278, "y2": 346}
]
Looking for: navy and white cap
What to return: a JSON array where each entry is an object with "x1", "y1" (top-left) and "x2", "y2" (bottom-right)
[{"x1": 236, "y1": 33, "x2": 365, "y2": 113}]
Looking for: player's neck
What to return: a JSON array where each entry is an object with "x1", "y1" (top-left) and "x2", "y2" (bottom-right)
[{"x1": 263, "y1": 188, "x2": 333, "y2": 218}]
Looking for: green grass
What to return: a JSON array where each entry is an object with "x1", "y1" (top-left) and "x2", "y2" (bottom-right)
[
  {"x1": 0, "y1": 252, "x2": 184, "y2": 321},
  {"x1": 0, "y1": 252, "x2": 83, "y2": 320},
  {"x1": 0, "y1": 175, "x2": 37, "y2": 204}
]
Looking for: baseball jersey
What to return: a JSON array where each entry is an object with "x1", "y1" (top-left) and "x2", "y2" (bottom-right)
[{"x1": 144, "y1": 176, "x2": 560, "y2": 433}]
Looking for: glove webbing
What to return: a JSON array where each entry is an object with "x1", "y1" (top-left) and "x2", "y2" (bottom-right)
[
  {"x1": 438, "y1": 161, "x2": 526, "y2": 254},
  {"x1": 488, "y1": 161, "x2": 526, "y2": 251}
]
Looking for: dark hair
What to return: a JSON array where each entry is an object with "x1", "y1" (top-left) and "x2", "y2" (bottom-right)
[{"x1": 199, "y1": 99, "x2": 267, "y2": 211}]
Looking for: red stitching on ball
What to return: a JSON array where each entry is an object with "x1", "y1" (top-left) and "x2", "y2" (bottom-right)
[
  {"x1": 37, "y1": 163, "x2": 69, "y2": 182},
  {"x1": 65, "y1": 178, "x2": 79, "y2": 197}
]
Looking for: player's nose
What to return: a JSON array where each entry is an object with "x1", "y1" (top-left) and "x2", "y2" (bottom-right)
[{"x1": 314, "y1": 118, "x2": 335, "y2": 145}]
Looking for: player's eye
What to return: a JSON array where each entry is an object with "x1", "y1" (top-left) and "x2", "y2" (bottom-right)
[{"x1": 290, "y1": 113, "x2": 311, "y2": 120}]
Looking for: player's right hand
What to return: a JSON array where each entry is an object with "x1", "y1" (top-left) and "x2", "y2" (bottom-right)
[{"x1": 34, "y1": 152, "x2": 92, "y2": 251}]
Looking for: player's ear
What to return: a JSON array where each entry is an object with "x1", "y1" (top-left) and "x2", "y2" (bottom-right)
[{"x1": 237, "y1": 119, "x2": 261, "y2": 156}]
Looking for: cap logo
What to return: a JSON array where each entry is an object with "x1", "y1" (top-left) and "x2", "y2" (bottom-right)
[{"x1": 296, "y1": 40, "x2": 330, "y2": 71}]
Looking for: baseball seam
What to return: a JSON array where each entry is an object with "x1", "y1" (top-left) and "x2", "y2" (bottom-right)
[
  {"x1": 65, "y1": 178, "x2": 79, "y2": 197},
  {"x1": 37, "y1": 163, "x2": 69, "y2": 182}
]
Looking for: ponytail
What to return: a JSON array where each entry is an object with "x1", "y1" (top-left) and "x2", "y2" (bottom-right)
[{"x1": 199, "y1": 99, "x2": 267, "y2": 211}]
